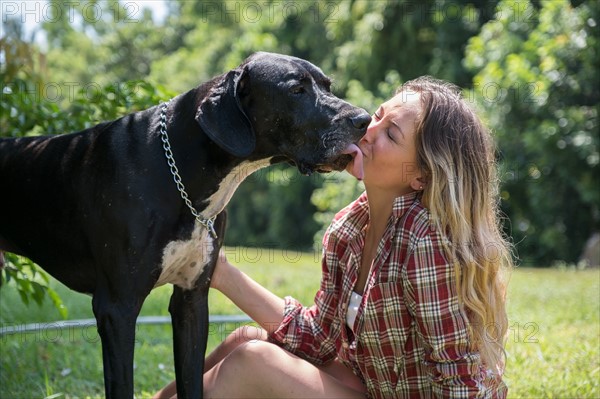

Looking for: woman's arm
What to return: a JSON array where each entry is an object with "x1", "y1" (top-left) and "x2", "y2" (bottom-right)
[
  {"x1": 211, "y1": 251, "x2": 285, "y2": 333},
  {"x1": 213, "y1": 249, "x2": 341, "y2": 365}
]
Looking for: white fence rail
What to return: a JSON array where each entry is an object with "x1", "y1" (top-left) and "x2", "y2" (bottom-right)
[{"x1": 0, "y1": 315, "x2": 252, "y2": 336}]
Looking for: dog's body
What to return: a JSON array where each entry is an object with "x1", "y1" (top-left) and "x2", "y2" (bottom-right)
[{"x1": 0, "y1": 52, "x2": 370, "y2": 398}]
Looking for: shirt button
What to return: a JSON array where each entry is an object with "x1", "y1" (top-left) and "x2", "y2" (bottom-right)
[{"x1": 342, "y1": 342, "x2": 349, "y2": 349}]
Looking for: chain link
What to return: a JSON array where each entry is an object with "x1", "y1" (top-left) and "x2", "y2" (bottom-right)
[{"x1": 159, "y1": 100, "x2": 217, "y2": 238}]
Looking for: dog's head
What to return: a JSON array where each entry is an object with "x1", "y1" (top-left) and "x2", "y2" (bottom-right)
[{"x1": 196, "y1": 52, "x2": 370, "y2": 175}]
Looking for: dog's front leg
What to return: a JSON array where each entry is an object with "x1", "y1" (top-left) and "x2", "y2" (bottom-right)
[
  {"x1": 170, "y1": 212, "x2": 227, "y2": 399},
  {"x1": 92, "y1": 289, "x2": 142, "y2": 398},
  {"x1": 170, "y1": 284, "x2": 210, "y2": 399}
]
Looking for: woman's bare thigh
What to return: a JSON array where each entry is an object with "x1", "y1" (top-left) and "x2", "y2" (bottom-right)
[{"x1": 318, "y1": 357, "x2": 366, "y2": 394}]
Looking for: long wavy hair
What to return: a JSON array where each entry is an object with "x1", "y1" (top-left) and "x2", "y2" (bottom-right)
[{"x1": 399, "y1": 76, "x2": 514, "y2": 371}]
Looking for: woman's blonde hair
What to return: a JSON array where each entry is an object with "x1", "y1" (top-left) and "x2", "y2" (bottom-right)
[{"x1": 398, "y1": 76, "x2": 513, "y2": 371}]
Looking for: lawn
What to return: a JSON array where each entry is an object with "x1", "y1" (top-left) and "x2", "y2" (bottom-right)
[{"x1": 1, "y1": 248, "x2": 598, "y2": 398}]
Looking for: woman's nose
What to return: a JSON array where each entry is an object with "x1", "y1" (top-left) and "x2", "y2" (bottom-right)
[{"x1": 362, "y1": 119, "x2": 378, "y2": 142}]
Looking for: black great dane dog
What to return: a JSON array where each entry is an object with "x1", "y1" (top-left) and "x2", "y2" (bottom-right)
[{"x1": 0, "y1": 52, "x2": 370, "y2": 398}]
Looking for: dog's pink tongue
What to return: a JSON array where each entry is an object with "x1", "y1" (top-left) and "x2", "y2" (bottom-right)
[{"x1": 342, "y1": 144, "x2": 364, "y2": 180}]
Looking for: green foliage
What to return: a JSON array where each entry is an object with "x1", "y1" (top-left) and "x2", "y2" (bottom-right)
[
  {"x1": 42, "y1": 0, "x2": 177, "y2": 86},
  {"x1": 464, "y1": 0, "x2": 599, "y2": 265},
  {"x1": 311, "y1": 172, "x2": 365, "y2": 247},
  {"x1": 0, "y1": 261, "x2": 598, "y2": 397},
  {"x1": 1, "y1": 253, "x2": 67, "y2": 319},
  {"x1": 1, "y1": 35, "x2": 175, "y2": 139},
  {"x1": 225, "y1": 165, "x2": 323, "y2": 250}
]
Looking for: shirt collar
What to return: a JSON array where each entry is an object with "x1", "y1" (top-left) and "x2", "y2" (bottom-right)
[
  {"x1": 391, "y1": 191, "x2": 420, "y2": 219},
  {"x1": 343, "y1": 191, "x2": 420, "y2": 241}
]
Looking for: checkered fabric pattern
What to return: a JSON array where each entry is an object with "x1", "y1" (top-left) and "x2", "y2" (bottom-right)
[{"x1": 269, "y1": 191, "x2": 507, "y2": 398}]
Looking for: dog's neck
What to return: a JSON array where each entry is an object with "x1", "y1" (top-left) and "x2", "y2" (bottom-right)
[
  {"x1": 200, "y1": 158, "x2": 272, "y2": 218},
  {"x1": 161, "y1": 93, "x2": 275, "y2": 224}
]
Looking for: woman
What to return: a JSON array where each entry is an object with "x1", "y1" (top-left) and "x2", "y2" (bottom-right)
[{"x1": 155, "y1": 76, "x2": 513, "y2": 398}]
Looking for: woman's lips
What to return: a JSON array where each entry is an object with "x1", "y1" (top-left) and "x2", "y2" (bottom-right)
[{"x1": 342, "y1": 144, "x2": 364, "y2": 180}]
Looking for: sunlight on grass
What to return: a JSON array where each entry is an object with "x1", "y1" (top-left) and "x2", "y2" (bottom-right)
[
  {"x1": 1, "y1": 250, "x2": 598, "y2": 398},
  {"x1": 503, "y1": 268, "x2": 600, "y2": 398}
]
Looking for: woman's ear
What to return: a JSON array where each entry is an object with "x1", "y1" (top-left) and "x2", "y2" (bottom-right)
[{"x1": 410, "y1": 176, "x2": 428, "y2": 192}]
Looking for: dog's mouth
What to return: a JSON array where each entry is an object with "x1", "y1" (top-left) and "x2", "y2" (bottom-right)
[
  {"x1": 313, "y1": 153, "x2": 352, "y2": 173},
  {"x1": 284, "y1": 142, "x2": 363, "y2": 178},
  {"x1": 282, "y1": 156, "x2": 346, "y2": 176}
]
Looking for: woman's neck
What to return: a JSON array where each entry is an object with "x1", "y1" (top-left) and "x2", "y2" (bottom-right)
[
  {"x1": 355, "y1": 189, "x2": 397, "y2": 294},
  {"x1": 364, "y1": 188, "x2": 396, "y2": 238}
]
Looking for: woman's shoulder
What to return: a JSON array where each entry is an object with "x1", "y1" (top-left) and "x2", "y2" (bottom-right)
[
  {"x1": 404, "y1": 198, "x2": 432, "y2": 232},
  {"x1": 399, "y1": 199, "x2": 454, "y2": 281},
  {"x1": 398, "y1": 196, "x2": 448, "y2": 248}
]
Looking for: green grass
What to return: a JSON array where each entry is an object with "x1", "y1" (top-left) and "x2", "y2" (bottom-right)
[
  {"x1": 1, "y1": 249, "x2": 598, "y2": 398},
  {"x1": 502, "y1": 267, "x2": 600, "y2": 398}
]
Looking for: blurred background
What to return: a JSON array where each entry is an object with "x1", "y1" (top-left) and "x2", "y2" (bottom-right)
[{"x1": 1, "y1": 0, "x2": 598, "y2": 267}]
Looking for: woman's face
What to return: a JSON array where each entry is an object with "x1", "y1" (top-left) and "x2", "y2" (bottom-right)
[{"x1": 358, "y1": 91, "x2": 424, "y2": 196}]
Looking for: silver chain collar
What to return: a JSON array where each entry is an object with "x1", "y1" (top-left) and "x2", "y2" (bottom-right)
[{"x1": 159, "y1": 100, "x2": 217, "y2": 239}]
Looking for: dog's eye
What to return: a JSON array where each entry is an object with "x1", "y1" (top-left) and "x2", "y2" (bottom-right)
[{"x1": 290, "y1": 85, "x2": 306, "y2": 95}]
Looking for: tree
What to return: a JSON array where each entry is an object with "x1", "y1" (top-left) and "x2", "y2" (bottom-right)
[
  {"x1": 464, "y1": 0, "x2": 599, "y2": 265},
  {"x1": 41, "y1": 0, "x2": 176, "y2": 88}
]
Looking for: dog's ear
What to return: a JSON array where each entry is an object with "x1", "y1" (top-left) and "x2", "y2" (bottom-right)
[{"x1": 195, "y1": 66, "x2": 255, "y2": 158}]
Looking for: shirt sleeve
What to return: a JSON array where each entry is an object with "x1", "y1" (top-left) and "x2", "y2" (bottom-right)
[
  {"x1": 402, "y1": 235, "x2": 492, "y2": 398},
  {"x1": 267, "y1": 289, "x2": 339, "y2": 365},
  {"x1": 267, "y1": 224, "x2": 344, "y2": 365}
]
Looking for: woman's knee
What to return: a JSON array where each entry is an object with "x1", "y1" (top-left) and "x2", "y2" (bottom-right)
[
  {"x1": 220, "y1": 325, "x2": 267, "y2": 351},
  {"x1": 227, "y1": 325, "x2": 267, "y2": 343},
  {"x1": 220, "y1": 339, "x2": 299, "y2": 382},
  {"x1": 204, "y1": 340, "x2": 284, "y2": 395},
  {"x1": 228, "y1": 339, "x2": 282, "y2": 366}
]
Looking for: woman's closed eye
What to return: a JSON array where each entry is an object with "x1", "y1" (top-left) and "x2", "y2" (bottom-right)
[
  {"x1": 373, "y1": 107, "x2": 383, "y2": 120},
  {"x1": 387, "y1": 129, "x2": 396, "y2": 142}
]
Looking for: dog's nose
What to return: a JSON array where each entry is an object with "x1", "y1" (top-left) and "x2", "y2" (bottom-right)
[{"x1": 350, "y1": 113, "x2": 372, "y2": 130}]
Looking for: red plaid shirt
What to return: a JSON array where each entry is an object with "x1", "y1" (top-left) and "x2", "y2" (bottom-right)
[{"x1": 269, "y1": 191, "x2": 507, "y2": 398}]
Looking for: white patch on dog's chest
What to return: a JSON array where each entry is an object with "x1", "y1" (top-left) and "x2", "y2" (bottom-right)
[
  {"x1": 156, "y1": 222, "x2": 214, "y2": 290},
  {"x1": 156, "y1": 159, "x2": 271, "y2": 290}
]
